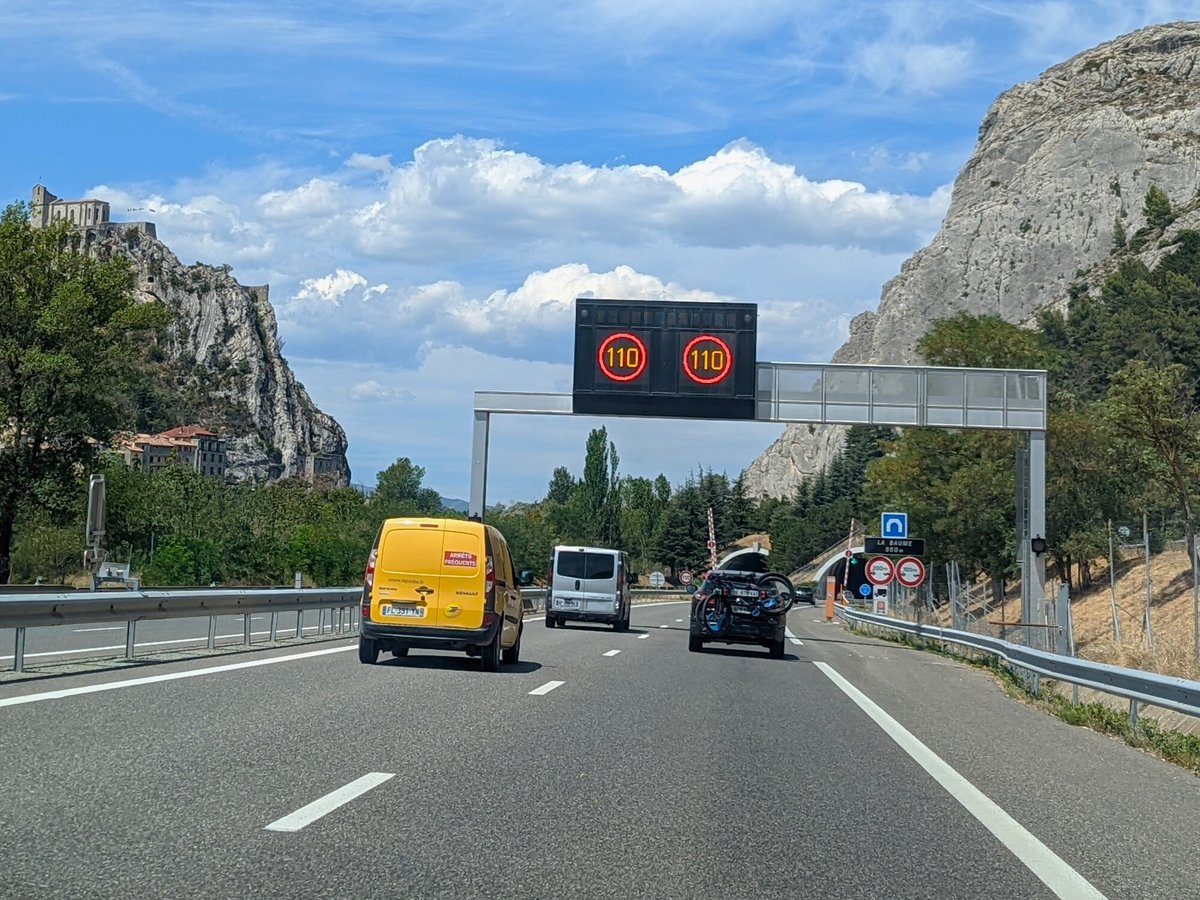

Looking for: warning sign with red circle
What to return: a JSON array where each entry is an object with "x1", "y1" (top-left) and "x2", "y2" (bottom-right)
[
  {"x1": 895, "y1": 556, "x2": 927, "y2": 588},
  {"x1": 865, "y1": 556, "x2": 895, "y2": 586}
]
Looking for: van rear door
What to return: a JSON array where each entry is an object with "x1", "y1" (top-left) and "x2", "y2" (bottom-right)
[
  {"x1": 438, "y1": 523, "x2": 486, "y2": 629},
  {"x1": 374, "y1": 522, "x2": 486, "y2": 628},
  {"x1": 555, "y1": 549, "x2": 619, "y2": 614}
]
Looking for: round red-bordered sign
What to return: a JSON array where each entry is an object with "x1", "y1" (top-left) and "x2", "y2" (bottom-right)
[
  {"x1": 682, "y1": 334, "x2": 733, "y2": 386},
  {"x1": 865, "y1": 556, "x2": 895, "y2": 586},
  {"x1": 597, "y1": 332, "x2": 648, "y2": 383},
  {"x1": 895, "y1": 556, "x2": 927, "y2": 588}
]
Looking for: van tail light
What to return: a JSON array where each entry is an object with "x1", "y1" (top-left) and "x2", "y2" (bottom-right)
[
  {"x1": 361, "y1": 547, "x2": 377, "y2": 621},
  {"x1": 486, "y1": 555, "x2": 496, "y2": 601}
]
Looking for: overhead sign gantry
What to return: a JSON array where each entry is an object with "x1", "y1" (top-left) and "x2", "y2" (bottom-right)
[{"x1": 471, "y1": 297, "x2": 1049, "y2": 613}]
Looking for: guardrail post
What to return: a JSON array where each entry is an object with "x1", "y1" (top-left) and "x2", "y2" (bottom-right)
[
  {"x1": 319, "y1": 608, "x2": 326, "y2": 635},
  {"x1": 125, "y1": 620, "x2": 137, "y2": 659},
  {"x1": 1129, "y1": 699, "x2": 1139, "y2": 730},
  {"x1": 207, "y1": 616, "x2": 216, "y2": 649},
  {"x1": 296, "y1": 609, "x2": 304, "y2": 639},
  {"x1": 269, "y1": 612, "x2": 278, "y2": 642},
  {"x1": 14, "y1": 627, "x2": 26, "y2": 672},
  {"x1": 243, "y1": 613, "x2": 251, "y2": 646}
]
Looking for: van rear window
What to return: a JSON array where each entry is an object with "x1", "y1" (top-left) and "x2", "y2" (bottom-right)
[{"x1": 556, "y1": 551, "x2": 615, "y2": 580}]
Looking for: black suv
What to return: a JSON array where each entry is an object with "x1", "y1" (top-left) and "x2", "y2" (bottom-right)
[{"x1": 688, "y1": 570, "x2": 795, "y2": 659}]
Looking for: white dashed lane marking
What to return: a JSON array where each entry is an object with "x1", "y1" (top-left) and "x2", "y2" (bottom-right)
[
  {"x1": 603, "y1": 649, "x2": 621, "y2": 657},
  {"x1": 528, "y1": 681, "x2": 565, "y2": 696}
]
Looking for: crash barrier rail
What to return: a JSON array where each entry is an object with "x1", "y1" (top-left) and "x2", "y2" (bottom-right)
[
  {"x1": 836, "y1": 604, "x2": 1200, "y2": 721},
  {"x1": 1, "y1": 587, "x2": 362, "y2": 673}
]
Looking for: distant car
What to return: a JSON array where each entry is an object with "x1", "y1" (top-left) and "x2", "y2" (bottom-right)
[
  {"x1": 793, "y1": 585, "x2": 815, "y2": 605},
  {"x1": 688, "y1": 569, "x2": 795, "y2": 659}
]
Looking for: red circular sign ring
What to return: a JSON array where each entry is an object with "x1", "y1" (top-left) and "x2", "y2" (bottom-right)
[
  {"x1": 597, "y1": 332, "x2": 648, "y2": 383},
  {"x1": 865, "y1": 556, "x2": 895, "y2": 586},
  {"x1": 682, "y1": 334, "x2": 733, "y2": 386},
  {"x1": 895, "y1": 556, "x2": 927, "y2": 588}
]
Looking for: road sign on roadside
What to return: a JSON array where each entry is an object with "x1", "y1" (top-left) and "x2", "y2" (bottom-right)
[
  {"x1": 844, "y1": 548, "x2": 853, "y2": 560},
  {"x1": 895, "y1": 556, "x2": 927, "y2": 588},
  {"x1": 881, "y1": 512, "x2": 908, "y2": 538},
  {"x1": 864, "y1": 536, "x2": 925, "y2": 556},
  {"x1": 649, "y1": 571, "x2": 665, "y2": 588},
  {"x1": 865, "y1": 556, "x2": 895, "y2": 586},
  {"x1": 679, "y1": 570, "x2": 694, "y2": 585},
  {"x1": 858, "y1": 582, "x2": 872, "y2": 597}
]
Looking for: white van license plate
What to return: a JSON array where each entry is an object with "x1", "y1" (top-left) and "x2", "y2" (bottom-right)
[
  {"x1": 557, "y1": 598, "x2": 580, "y2": 609},
  {"x1": 382, "y1": 605, "x2": 425, "y2": 618}
]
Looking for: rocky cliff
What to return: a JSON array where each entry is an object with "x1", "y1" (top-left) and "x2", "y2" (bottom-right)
[
  {"x1": 743, "y1": 21, "x2": 1200, "y2": 499},
  {"x1": 84, "y1": 224, "x2": 351, "y2": 485}
]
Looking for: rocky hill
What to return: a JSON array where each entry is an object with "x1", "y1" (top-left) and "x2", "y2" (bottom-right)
[
  {"x1": 84, "y1": 223, "x2": 350, "y2": 485},
  {"x1": 744, "y1": 21, "x2": 1200, "y2": 499}
]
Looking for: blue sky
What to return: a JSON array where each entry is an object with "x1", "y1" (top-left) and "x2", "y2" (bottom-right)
[{"x1": 2, "y1": 2, "x2": 1195, "y2": 503}]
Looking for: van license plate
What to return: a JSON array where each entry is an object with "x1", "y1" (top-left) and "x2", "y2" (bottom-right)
[
  {"x1": 383, "y1": 605, "x2": 424, "y2": 618},
  {"x1": 557, "y1": 598, "x2": 580, "y2": 609}
]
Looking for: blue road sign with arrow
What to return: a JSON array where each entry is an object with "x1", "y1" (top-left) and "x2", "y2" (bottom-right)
[
  {"x1": 881, "y1": 512, "x2": 908, "y2": 538},
  {"x1": 858, "y1": 582, "x2": 872, "y2": 597}
]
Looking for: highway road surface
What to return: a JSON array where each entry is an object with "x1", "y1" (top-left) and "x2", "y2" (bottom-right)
[{"x1": 2, "y1": 600, "x2": 1198, "y2": 899}]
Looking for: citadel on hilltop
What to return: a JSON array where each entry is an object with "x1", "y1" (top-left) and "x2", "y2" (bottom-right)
[
  {"x1": 25, "y1": 182, "x2": 353, "y2": 487},
  {"x1": 29, "y1": 184, "x2": 157, "y2": 239}
]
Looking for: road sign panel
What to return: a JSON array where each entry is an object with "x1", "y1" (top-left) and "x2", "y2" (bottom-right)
[
  {"x1": 865, "y1": 556, "x2": 895, "y2": 586},
  {"x1": 649, "y1": 571, "x2": 666, "y2": 588},
  {"x1": 679, "y1": 570, "x2": 693, "y2": 585},
  {"x1": 864, "y1": 536, "x2": 925, "y2": 556},
  {"x1": 843, "y1": 549, "x2": 853, "y2": 560},
  {"x1": 706, "y1": 539, "x2": 717, "y2": 550},
  {"x1": 858, "y1": 582, "x2": 872, "y2": 597},
  {"x1": 895, "y1": 556, "x2": 927, "y2": 588},
  {"x1": 881, "y1": 512, "x2": 908, "y2": 538}
]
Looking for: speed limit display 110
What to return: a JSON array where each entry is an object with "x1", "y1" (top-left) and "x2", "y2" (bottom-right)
[{"x1": 573, "y1": 299, "x2": 758, "y2": 420}]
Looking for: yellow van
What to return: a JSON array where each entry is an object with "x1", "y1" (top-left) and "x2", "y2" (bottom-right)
[{"x1": 359, "y1": 517, "x2": 524, "y2": 670}]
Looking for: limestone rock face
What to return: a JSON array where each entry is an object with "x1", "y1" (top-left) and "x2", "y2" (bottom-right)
[
  {"x1": 87, "y1": 225, "x2": 350, "y2": 485},
  {"x1": 744, "y1": 22, "x2": 1200, "y2": 499}
]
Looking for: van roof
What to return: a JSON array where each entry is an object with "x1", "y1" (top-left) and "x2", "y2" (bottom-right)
[
  {"x1": 553, "y1": 544, "x2": 622, "y2": 554},
  {"x1": 382, "y1": 516, "x2": 487, "y2": 532}
]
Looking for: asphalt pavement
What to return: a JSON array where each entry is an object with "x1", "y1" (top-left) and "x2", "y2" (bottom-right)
[{"x1": 1, "y1": 600, "x2": 1198, "y2": 899}]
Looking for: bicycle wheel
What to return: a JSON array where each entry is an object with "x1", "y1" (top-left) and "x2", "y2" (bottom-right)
[
  {"x1": 698, "y1": 593, "x2": 731, "y2": 636},
  {"x1": 757, "y1": 574, "x2": 795, "y2": 615}
]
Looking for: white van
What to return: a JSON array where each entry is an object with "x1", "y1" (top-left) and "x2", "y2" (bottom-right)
[{"x1": 545, "y1": 545, "x2": 632, "y2": 631}]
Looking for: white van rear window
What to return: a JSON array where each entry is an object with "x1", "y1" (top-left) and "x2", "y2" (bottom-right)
[{"x1": 557, "y1": 551, "x2": 615, "y2": 580}]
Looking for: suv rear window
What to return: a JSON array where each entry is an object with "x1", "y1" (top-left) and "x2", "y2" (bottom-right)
[{"x1": 556, "y1": 551, "x2": 616, "y2": 580}]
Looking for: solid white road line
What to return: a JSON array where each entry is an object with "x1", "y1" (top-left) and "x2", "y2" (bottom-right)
[
  {"x1": 638, "y1": 634, "x2": 649, "y2": 639},
  {"x1": 265, "y1": 772, "x2": 394, "y2": 833},
  {"x1": 0, "y1": 645, "x2": 357, "y2": 709},
  {"x1": 72, "y1": 627, "x2": 125, "y2": 633},
  {"x1": 814, "y1": 661, "x2": 1106, "y2": 900},
  {"x1": 0, "y1": 627, "x2": 332, "y2": 662},
  {"x1": 528, "y1": 680, "x2": 565, "y2": 696},
  {"x1": 785, "y1": 628, "x2": 804, "y2": 646},
  {"x1": 603, "y1": 649, "x2": 621, "y2": 657}
]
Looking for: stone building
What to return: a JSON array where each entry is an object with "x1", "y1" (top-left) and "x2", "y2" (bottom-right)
[{"x1": 29, "y1": 184, "x2": 156, "y2": 239}]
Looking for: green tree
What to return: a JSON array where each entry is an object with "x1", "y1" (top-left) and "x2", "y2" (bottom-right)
[
  {"x1": 372, "y1": 457, "x2": 442, "y2": 517},
  {"x1": 1143, "y1": 184, "x2": 1174, "y2": 230},
  {"x1": 0, "y1": 204, "x2": 169, "y2": 583},
  {"x1": 1103, "y1": 359, "x2": 1200, "y2": 662}
]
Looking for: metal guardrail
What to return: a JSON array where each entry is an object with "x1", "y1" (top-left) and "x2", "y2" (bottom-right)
[
  {"x1": 1, "y1": 587, "x2": 362, "y2": 673},
  {"x1": 836, "y1": 605, "x2": 1200, "y2": 720}
]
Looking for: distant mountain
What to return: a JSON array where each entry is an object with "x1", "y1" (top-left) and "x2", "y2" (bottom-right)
[{"x1": 441, "y1": 496, "x2": 469, "y2": 513}]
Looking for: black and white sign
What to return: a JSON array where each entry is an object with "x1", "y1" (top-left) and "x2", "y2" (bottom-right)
[{"x1": 864, "y1": 536, "x2": 925, "y2": 556}]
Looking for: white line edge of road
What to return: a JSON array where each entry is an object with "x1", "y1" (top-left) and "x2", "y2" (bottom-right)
[
  {"x1": 0, "y1": 645, "x2": 357, "y2": 709},
  {"x1": 528, "y1": 680, "x2": 565, "y2": 696},
  {"x1": 813, "y1": 661, "x2": 1107, "y2": 900},
  {"x1": 265, "y1": 772, "x2": 394, "y2": 833}
]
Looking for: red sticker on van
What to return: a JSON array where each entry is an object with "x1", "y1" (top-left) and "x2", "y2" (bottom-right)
[{"x1": 444, "y1": 551, "x2": 478, "y2": 568}]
